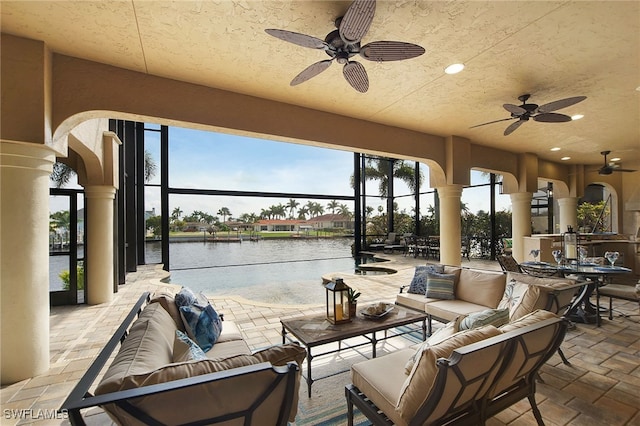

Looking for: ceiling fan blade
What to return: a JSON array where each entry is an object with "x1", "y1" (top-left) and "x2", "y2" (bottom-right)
[
  {"x1": 359, "y1": 41, "x2": 425, "y2": 61},
  {"x1": 339, "y1": 0, "x2": 376, "y2": 45},
  {"x1": 504, "y1": 119, "x2": 526, "y2": 136},
  {"x1": 533, "y1": 112, "x2": 572, "y2": 123},
  {"x1": 265, "y1": 29, "x2": 326, "y2": 49},
  {"x1": 290, "y1": 60, "x2": 333, "y2": 86},
  {"x1": 469, "y1": 117, "x2": 516, "y2": 129},
  {"x1": 538, "y1": 96, "x2": 587, "y2": 113},
  {"x1": 503, "y1": 104, "x2": 526, "y2": 115},
  {"x1": 613, "y1": 168, "x2": 637, "y2": 173},
  {"x1": 343, "y1": 61, "x2": 369, "y2": 93}
]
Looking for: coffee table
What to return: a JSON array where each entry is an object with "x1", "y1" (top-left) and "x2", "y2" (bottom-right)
[{"x1": 281, "y1": 304, "x2": 427, "y2": 397}]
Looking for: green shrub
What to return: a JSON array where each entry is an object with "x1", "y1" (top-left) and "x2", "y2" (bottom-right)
[{"x1": 59, "y1": 262, "x2": 85, "y2": 290}]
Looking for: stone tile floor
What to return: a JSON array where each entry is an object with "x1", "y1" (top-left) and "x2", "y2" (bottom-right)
[{"x1": 1, "y1": 254, "x2": 638, "y2": 425}]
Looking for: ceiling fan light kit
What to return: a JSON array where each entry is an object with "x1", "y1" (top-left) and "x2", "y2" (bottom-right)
[{"x1": 265, "y1": 0, "x2": 425, "y2": 93}]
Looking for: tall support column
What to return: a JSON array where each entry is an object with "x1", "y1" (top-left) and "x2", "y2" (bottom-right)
[
  {"x1": 1, "y1": 141, "x2": 55, "y2": 384},
  {"x1": 558, "y1": 197, "x2": 578, "y2": 234},
  {"x1": 510, "y1": 192, "x2": 533, "y2": 262},
  {"x1": 438, "y1": 185, "x2": 463, "y2": 266},
  {"x1": 84, "y1": 186, "x2": 117, "y2": 305}
]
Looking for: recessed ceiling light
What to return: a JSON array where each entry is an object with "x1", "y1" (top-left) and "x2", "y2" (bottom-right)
[
  {"x1": 636, "y1": 86, "x2": 640, "y2": 92},
  {"x1": 561, "y1": 156, "x2": 571, "y2": 161},
  {"x1": 571, "y1": 114, "x2": 584, "y2": 120},
  {"x1": 444, "y1": 63, "x2": 464, "y2": 74},
  {"x1": 611, "y1": 157, "x2": 621, "y2": 162},
  {"x1": 550, "y1": 147, "x2": 561, "y2": 151}
]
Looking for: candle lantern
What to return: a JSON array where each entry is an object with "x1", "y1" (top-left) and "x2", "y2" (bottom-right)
[
  {"x1": 563, "y1": 226, "x2": 578, "y2": 263},
  {"x1": 325, "y1": 278, "x2": 351, "y2": 324}
]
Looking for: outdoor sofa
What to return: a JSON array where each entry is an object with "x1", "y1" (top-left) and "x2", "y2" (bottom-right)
[
  {"x1": 395, "y1": 265, "x2": 583, "y2": 335},
  {"x1": 346, "y1": 309, "x2": 568, "y2": 425},
  {"x1": 60, "y1": 291, "x2": 306, "y2": 425}
]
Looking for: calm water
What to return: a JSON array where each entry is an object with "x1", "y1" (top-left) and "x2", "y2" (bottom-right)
[{"x1": 146, "y1": 238, "x2": 370, "y2": 305}]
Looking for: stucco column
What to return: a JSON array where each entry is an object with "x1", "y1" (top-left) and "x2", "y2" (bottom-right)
[
  {"x1": 557, "y1": 197, "x2": 578, "y2": 234},
  {"x1": 437, "y1": 185, "x2": 463, "y2": 266},
  {"x1": 84, "y1": 185, "x2": 116, "y2": 305},
  {"x1": 1, "y1": 141, "x2": 55, "y2": 384},
  {"x1": 510, "y1": 192, "x2": 533, "y2": 262}
]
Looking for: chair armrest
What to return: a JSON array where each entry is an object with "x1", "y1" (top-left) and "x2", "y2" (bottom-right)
[{"x1": 399, "y1": 285, "x2": 409, "y2": 293}]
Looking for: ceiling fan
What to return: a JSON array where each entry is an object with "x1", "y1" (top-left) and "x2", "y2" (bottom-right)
[
  {"x1": 470, "y1": 94, "x2": 587, "y2": 135},
  {"x1": 598, "y1": 151, "x2": 637, "y2": 175},
  {"x1": 265, "y1": 0, "x2": 425, "y2": 93}
]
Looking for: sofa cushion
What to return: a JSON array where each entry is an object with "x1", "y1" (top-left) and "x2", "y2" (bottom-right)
[
  {"x1": 459, "y1": 308, "x2": 509, "y2": 331},
  {"x1": 96, "y1": 303, "x2": 177, "y2": 395},
  {"x1": 396, "y1": 292, "x2": 432, "y2": 311},
  {"x1": 397, "y1": 325, "x2": 502, "y2": 423},
  {"x1": 173, "y1": 330, "x2": 207, "y2": 362},
  {"x1": 425, "y1": 272, "x2": 456, "y2": 299},
  {"x1": 207, "y1": 339, "x2": 252, "y2": 359},
  {"x1": 252, "y1": 343, "x2": 307, "y2": 367},
  {"x1": 425, "y1": 299, "x2": 490, "y2": 324},
  {"x1": 456, "y1": 269, "x2": 506, "y2": 308},
  {"x1": 150, "y1": 292, "x2": 186, "y2": 331},
  {"x1": 407, "y1": 265, "x2": 444, "y2": 294},
  {"x1": 351, "y1": 348, "x2": 416, "y2": 426}
]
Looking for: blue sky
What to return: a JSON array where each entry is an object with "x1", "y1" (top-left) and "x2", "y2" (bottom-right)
[
  {"x1": 52, "y1": 125, "x2": 512, "y2": 217},
  {"x1": 142, "y1": 126, "x2": 512, "y2": 220}
]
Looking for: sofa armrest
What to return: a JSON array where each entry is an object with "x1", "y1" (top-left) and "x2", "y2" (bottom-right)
[{"x1": 63, "y1": 362, "x2": 299, "y2": 426}]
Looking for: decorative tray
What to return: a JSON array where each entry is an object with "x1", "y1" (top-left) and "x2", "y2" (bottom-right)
[{"x1": 361, "y1": 302, "x2": 394, "y2": 320}]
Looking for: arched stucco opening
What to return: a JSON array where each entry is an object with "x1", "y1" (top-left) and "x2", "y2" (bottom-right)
[{"x1": 581, "y1": 182, "x2": 619, "y2": 233}]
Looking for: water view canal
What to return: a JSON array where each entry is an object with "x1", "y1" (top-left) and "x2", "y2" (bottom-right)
[{"x1": 146, "y1": 238, "x2": 378, "y2": 305}]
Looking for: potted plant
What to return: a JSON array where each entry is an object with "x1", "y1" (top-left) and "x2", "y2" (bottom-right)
[{"x1": 347, "y1": 287, "x2": 361, "y2": 318}]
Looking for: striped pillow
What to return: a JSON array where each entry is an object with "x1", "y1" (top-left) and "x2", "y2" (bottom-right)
[
  {"x1": 459, "y1": 308, "x2": 510, "y2": 330},
  {"x1": 425, "y1": 272, "x2": 456, "y2": 299}
]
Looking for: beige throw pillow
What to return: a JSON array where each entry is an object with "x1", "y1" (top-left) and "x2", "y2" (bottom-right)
[{"x1": 403, "y1": 316, "x2": 464, "y2": 375}]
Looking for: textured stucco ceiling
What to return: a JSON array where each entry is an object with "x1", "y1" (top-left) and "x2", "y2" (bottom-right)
[{"x1": 2, "y1": 0, "x2": 639, "y2": 168}]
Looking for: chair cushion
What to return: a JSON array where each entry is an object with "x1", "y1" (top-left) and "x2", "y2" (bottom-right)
[
  {"x1": 499, "y1": 309, "x2": 557, "y2": 332},
  {"x1": 351, "y1": 348, "x2": 415, "y2": 426},
  {"x1": 396, "y1": 325, "x2": 502, "y2": 423},
  {"x1": 404, "y1": 316, "x2": 464, "y2": 374},
  {"x1": 425, "y1": 300, "x2": 490, "y2": 324}
]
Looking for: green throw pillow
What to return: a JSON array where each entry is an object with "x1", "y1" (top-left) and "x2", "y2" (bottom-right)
[
  {"x1": 425, "y1": 272, "x2": 455, "y2": 299},
  {"x1": 459, "y1": 308, "x2": 510, "y2": 330}
]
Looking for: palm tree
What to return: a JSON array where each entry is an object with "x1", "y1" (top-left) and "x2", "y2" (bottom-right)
[
  {"x1": 271, "y1": 204, "x2": 287, "y2": 219},
  {"x1": 297, "y1": 207, "x2": 309, "y2": 220},
  {"x1": 327, "y1": 200, "x2": 339, "y2": 214},
  {"x1": 337, "y1": 203, "x2": 352, "y2": 218},
  {"x1": 260, "y1": 208, "x2": 272, "y2": 219},
  {"x1": 287, "y1": 199, "x2": 300, "y2": 219},
  {"x1": 50, "y1": 149, "x2": 157, "y2": 187},
  {"x1": 171, "y1": 207, "x2": 183, "y2": 221},
  {"x1": 358, "y1": 157, "x2": 421, "y2": 197},
  {"x1": 217, "y1": 207, "x2": 231, "y2": 223}
]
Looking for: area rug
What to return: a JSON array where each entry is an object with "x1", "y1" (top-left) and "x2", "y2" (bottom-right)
[{"x1": 293, "y1": 327, "x2": 424, "y2": 425}]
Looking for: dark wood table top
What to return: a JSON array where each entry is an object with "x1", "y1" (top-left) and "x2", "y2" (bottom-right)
[{"x1": 281, "y1": 304, "x2": 427, "y2": 347}]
